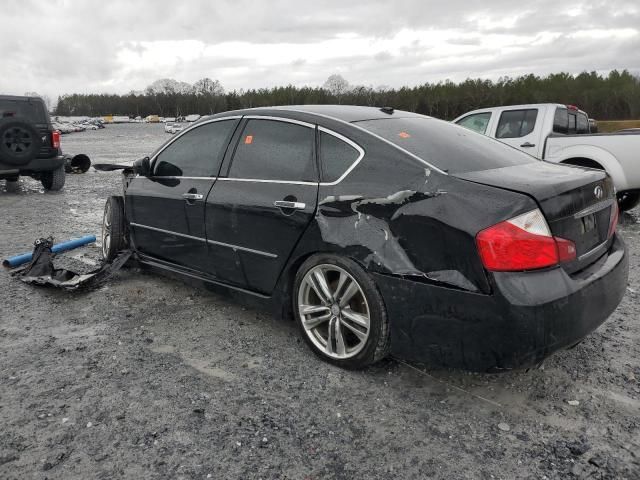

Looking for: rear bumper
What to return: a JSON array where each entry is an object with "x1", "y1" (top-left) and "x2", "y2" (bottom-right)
[
  {"x1": 375, "y1": 234, "x2": 629, "y2": 371},
  {"x1": 0, "y1": 155, "x2": 65, "y2": 175}
]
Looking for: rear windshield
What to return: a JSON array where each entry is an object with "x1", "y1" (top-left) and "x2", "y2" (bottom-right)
[
  {"x1": 355, "y1": 117, "x2": 537, "y2": 174},
  {"x1": 0, "y1": 98, "x2": 47, "y2": 123}
]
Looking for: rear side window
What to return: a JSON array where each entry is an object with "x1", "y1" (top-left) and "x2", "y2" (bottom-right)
[
  {"x1": 319, "y1": 131, "x2": 360, "y2": 182},
  {"x1": 229, "y1": 119, "x2": 316, "y2": 182},
  {"x1": 553, "y1": 107, "x2": 569, "y2": 134},
  {"x1": 356, "y1": 117, "x2": 537, "y2": 174},
  {"x1": 568, "y1": 113, "x2": 577, "y2": 134},
  {"x1": 496, "y1": 109, "x2": 538, "y2": 138},
  {"x1": 456, "y1": 112, "x2": 492, "y2": 134},
  {"x1": 0, "y1": 98, "x2": 46, "y2": 123},
  {"x1": 576, "y1": 113, "x2": 589, "y2": 134},
  {"x1": 154, "y1": 119, "x2": 238, "y2": 177}
]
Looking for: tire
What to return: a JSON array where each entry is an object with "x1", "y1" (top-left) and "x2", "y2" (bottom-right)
[
  {"x1": 5, "y1": 178, "x2": 20, "y2": 193},
  {"x1": 101, "y1": 196, "x2": 127, "y2": 261},
  {"x1": 617, "y1": 191, "x2": 640, "y2": 212},
  {"x1": 293, "y1": 254, "x2": 390, "y2": 369},
  {"x1": 0, "y1": 118, "x2": 42, "y2": 166},
  {"x1": 40, "y1": 164, "x2": 65, "y2": 191}
]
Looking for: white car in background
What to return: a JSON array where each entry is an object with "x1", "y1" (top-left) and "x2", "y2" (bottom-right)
[
  {"x1": 164, "y1": 122, "x2": 185, "y2": 134},
  {"x1": 453, "y1": 104, "x2": 640, "y2": 211}
]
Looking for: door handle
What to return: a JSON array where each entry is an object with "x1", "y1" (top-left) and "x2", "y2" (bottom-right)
[
  {"x1": 274, "y1": 200, "x2": 306, "y2": 210},
  {"x1": 182, "y1": 193, "x2": 203, "y2": 200},
  {"x1": 520, "y1": 142, "x2": 536, "y2": 148}
]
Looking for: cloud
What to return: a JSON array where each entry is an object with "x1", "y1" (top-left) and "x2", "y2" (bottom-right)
[{"x1": 0, "y1": 0, "x2": 638, "y2": 100}]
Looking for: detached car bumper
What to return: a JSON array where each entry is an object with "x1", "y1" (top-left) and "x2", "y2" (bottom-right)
[{"x1": 376, "y1": 235, "x2": 628, "y2": 371}]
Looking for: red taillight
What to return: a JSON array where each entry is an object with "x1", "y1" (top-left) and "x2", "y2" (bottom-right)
[
  {"x1": 608, "y1": 201, "x2": 619, "y2": 237},
  {"x1": 476, "y1": 209, "x2": 576, "y2": 272},
  {"x1": 566, "y1": 104, "x2": 579, "y2": 111},
  {"x1": 52, "y1": 130, "x2": 61, "y2": 149}
]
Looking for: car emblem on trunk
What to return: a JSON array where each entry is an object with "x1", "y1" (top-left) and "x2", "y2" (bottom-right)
[{"x1": 594, "y1": 185, "x2": 604, "y2": 200}]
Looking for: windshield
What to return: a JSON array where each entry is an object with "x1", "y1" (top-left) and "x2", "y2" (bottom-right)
[{"x1": 355, "y1": 117, "x2": 537, "y2": 174}]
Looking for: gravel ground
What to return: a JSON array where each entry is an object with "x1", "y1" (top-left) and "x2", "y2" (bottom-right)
[{"x1": 1, "y1": 124, "x2": 639, "y2": 479}]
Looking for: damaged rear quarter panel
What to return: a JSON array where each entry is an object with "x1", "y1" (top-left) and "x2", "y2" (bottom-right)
[{"x1": 287, "y1": 129, "x2": 537, "y2": 296}]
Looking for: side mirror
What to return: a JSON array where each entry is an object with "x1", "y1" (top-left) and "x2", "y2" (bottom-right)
[{"x1": 134, "y1": 156, "x2": 151, "y2": 176}]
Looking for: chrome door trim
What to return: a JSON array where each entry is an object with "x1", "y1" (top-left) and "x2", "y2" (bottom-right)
[
  {"x1": 216, "y1": 177, "x2": 318, "y2": 186},
  {"x1": 130, "y1": 222, "x2": 207, "y2": 243},
  {"x1": 206, "y1": 239, "x2": 278, "y2": 259},
  {"x1": 151, "y1": 176, "x2": 218, "y2": 180},
  {"x1": 130, "y1": 222, "x2": 277, "y2": 259}
]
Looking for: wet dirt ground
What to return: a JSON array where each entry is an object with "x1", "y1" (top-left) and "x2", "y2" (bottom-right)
[{"x1": 1, "y1": 124, "x2": 639, "y2": 479}]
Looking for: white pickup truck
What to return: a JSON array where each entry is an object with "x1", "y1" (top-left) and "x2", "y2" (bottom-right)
[{"x1": 453, "y1": 103, "x2": 640, "y2": 211}]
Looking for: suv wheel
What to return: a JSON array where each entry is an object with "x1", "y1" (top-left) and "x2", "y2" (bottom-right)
[
  {"x1": 293, "y1": 254, "x2": 390, "y2": 369},
  {"x1": 102, "y1": 196, "x2": 127, "y2": 261},
  {"x1": 0, "y1": 119, "x2": 42, "y2": 166},
  {"x1": 40, "y1": 165, "x2": 65, "y2": 191}
]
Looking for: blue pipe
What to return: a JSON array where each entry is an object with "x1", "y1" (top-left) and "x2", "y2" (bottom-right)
[{"x1": 2, "y1": 235, "x2": 97, "y2": 269}]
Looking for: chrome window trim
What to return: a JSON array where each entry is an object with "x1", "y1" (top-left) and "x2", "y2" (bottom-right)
[
  {"x1": 150, "y1": 115, "x2": 243, "y2": 165},
  {"x1": 242, "y1": 115, "x2": 315, "y2": 129},
  {"x1": 281, "y1": 108, "x2": 448, "y2": 175},
  {"x1": 318, "y1": 126, "x2": 365, "y2": 186},
  {"x1": 223, "y1": 116, "x2": 365, "y2": 186},
  {"x1": 130, "y1": 222, "x2": 277, "y2": 259},
  {"x1": 225, "y1": 115, "x2": 318, "y2": 185}
]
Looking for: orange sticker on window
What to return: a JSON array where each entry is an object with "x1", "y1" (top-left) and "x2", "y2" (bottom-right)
[
  {"x1": 398, "y1": 131, "x2": 411, "y2": 139},
  {"x1": 244, "y1": 135, "x2": 253, "y2": 144}
]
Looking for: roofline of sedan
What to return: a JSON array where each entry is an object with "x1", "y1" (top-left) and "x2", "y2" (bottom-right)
[{"x1": 226, "y1": 107, "x2": 448, "y2": 176}]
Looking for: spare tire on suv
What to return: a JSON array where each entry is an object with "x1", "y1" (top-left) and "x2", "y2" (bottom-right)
[{"x1": 0, "y1": 118, "x2": 42, "y2": 166}]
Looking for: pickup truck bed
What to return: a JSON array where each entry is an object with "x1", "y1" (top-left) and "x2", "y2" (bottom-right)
[{"x1": 453, "y1": 103, "x2": 640, "y2": 211}]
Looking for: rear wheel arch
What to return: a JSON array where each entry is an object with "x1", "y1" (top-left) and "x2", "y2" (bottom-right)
[
  {"x1": 554, "y1": 149, "x2": 627, "y2": 190},
  {"x1": 560, "y1": 157, "x2": 605, "y2": 170}
]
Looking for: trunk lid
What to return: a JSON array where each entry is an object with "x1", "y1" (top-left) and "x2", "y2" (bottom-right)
[{"x1": 454, "y1": 161, "x2": 615, "y2": 273}]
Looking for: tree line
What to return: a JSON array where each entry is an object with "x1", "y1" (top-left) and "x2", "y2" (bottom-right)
[{"x1": 54, "y1": 70, "x2": 640, "y2": 121}]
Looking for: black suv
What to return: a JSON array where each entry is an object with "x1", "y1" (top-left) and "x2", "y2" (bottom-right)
[{"x1": 0, "y1": 95, "x2": 65, "y2": 190}]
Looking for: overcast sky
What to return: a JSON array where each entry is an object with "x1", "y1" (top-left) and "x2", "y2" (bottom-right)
[{"x1": 1, "y1": 0, "x2": 638, "y2": 99}]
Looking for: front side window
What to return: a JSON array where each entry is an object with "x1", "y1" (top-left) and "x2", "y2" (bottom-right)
[
  {"x1": 154, "y1": 119, "x2": 238, "y2": 177},
  {"x1": 228, "y1": 119, "x2": 316, "y2": 182},
  {"x1": 496, "y1": 109, "x2": 538, "y2": 139},
  {"x1": 456, "y1": 112, "x2": 492, "y2": 134},
  {"x1": 319, "y1": 131, "x2": 360, "y2": 182}
]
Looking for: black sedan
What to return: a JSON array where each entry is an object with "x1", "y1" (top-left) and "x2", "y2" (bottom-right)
[{"x1": 99, "y1": 105, "x2": 628, "y2": 371}]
